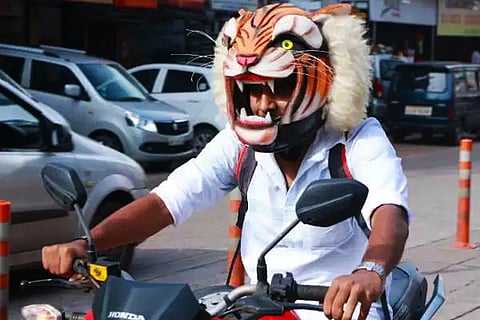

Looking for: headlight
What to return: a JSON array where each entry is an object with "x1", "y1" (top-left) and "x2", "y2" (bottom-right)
[{"x1": 125, "y1": 111, "x2": 157, "y2": 133}]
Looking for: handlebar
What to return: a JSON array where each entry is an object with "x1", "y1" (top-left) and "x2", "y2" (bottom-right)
[
  {"x1": 295, "y1": 284, "x2": 329, "y2": 302},
  {"x1": 73, "y1": 259, "x2": 89, "y2": 276},
  {"x1": 204, "y1": 272, "x2": 330, "y2": 317}
]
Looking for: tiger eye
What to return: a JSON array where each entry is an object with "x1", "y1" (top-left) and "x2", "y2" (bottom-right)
[{"x1": 281, "y1": 39, "x2": 294, "y2": 50}]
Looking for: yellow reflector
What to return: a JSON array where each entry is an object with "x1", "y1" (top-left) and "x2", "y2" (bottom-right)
[{"x1": 90, "y1": 263, "x2": 108, "y2": 281}]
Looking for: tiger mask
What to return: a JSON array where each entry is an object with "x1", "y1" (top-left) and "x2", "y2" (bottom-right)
[{"x1": 213, "y1": 3, "x2": 371, "y2": 152}]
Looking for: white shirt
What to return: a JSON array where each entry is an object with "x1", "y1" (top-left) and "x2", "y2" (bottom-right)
[{"x1": 152, "y1": 117, "x2": 411, "y2": 320}]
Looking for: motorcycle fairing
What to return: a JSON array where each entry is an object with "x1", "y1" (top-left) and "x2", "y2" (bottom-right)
[{"x1": 92, "y1": 276, "x2": 209, "y2": 320}]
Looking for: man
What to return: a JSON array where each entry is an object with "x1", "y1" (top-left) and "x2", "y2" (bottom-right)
[
  {"x1": 42, "y1": 3, "x2": 410, "y2": 320},
  {"x1": 471, "y1": 50, "x2": 480, "y2": 64}
]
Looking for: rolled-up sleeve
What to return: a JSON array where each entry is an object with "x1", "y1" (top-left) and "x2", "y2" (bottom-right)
[
  {"x1": 151, "y1": 129, "x2": 240, "y2": 226},
  {"x1": 347, "y1": 118, "x2": 412, "y2": 228}
]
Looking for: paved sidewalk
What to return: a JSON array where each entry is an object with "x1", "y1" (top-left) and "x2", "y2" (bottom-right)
[{"x1": 402, "y1": 231, "x2": 480, "y2": 320}]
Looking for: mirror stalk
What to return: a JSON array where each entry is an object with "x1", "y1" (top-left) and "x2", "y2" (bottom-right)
[
  {"x1": 74, "y1": 203, "x2": 97, "y2": 262},
  {"x1": 257, "y1": 218, "x2": 301, "y2": 285}
]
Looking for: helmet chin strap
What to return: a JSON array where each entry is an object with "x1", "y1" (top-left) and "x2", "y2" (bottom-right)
[{"x1": 275, "y1": 128, "x2": 317, "y2": 162}]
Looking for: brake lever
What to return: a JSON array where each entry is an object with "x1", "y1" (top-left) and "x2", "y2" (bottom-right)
[
  {"x1": 20, "y1": 278, "x2": 83, "y2": 290},
  {"x1": 20, "y1": 276, "x2": 99, "y2": 292}
]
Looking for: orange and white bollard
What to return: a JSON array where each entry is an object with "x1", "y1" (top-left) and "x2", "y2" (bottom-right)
[
  {"x1": 0, "y1": 201, "x2": 10, "y2": 320},
  {"x1": 227, "y1": 188, "x2": 245, "y2": 287},
  {"x1": 453, "y1": 139, "x2": 475, "y2": 249}
]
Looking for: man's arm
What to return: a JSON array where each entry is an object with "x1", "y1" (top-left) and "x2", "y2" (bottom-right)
[
  {"x1": 42, "y1": 193, "x2": 173, "y2": 276},
  {"x1": 91, "y1": 193, "x2": 174, "y2": 251},
  {"x1": 363, "y1": 204, "x2": 409, "y2": 275},
  {"x1": 323, "y1": 204, "x2": 409, "y2": 320}
]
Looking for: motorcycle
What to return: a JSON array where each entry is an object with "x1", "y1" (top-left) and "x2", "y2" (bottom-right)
[{"x1": 20, "y1": 163, "x2": 445, "y2": 320}]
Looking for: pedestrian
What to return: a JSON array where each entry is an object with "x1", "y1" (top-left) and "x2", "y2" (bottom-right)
[
  {"x1": 41, "y1": 3, "x2": 411, "y2": 320},
  {"x1": 471, "y1": 50, "x2": 480, "y2": 64}
]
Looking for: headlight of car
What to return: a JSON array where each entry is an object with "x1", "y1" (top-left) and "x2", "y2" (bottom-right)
[{"x1": 125, "y1": 111, "x2": 157, "y2": 133}]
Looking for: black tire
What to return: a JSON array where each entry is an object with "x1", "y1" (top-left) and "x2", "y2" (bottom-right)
[
  {"x1": 193, "y1": 126, "x2": 217, "y2": 156},
  {"x1": 447, "y1": 121, "x2": 464, "y2": 146},
  {"x1": 390, "y1": 131, "x2": 405, "y2": 143},
  {"x1": 422, "y1": 132, "x2": 434, "y2": 144},
  {"x1": 91, "y1": 133, "x2": 123, "y2": 152},
  {"x1": 90, "y1": 200, "x2": 135, "y2": 271}
]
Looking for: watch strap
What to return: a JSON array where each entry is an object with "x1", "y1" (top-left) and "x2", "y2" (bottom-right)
[{"x1": 353, "y1": 261, "x2": 386, "y2": 283}]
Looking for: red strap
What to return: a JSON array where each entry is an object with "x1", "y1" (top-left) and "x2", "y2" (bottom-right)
[
  {"x1": 235, "y1": 146, "x2": 249, "y2": 181},
  {"x1": 341, "y1": 145, "x2": 353, "y2": 179}
]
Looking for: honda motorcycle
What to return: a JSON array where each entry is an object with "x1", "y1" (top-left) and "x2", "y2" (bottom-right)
[{"x1": 20, "y1": 163, "x2": 445, "y2": 320}]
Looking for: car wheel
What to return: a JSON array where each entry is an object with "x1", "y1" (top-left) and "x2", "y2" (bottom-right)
[
  {"x1": 447, "y1": 121, "x2": 464, "y2": 146},
  {"x1": 390, "y1": 131, "x2": 405, "y2": 143},
  {"x1": 90, "y1": 200, "x2": 135, "y2": 271},
  {"x1": 422, "y1": 132, "x2": 434, "y2": 143},
  {"x1": 91, "y1": 133, "x2": 123, "y2": 152},
  {"x1": 193, "y1": 126, "x2": 217, "y2": 156}
]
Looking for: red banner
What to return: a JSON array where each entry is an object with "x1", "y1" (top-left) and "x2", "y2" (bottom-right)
[
  {"x1": 160, "y1": 0, "x2": 205, "y2": 9},
  {"x1": 114, "y1": 0, "x2": 158, "y2": 8}
]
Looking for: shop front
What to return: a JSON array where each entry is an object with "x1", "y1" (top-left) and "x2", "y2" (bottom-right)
[{"x1": 369, "y1": 0, "x2": 437, "y2": 61}]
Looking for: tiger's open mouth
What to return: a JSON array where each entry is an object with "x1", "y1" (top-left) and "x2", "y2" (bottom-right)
[{"x1": 225, "y1": 70, "x2": 303, "y2": 129}]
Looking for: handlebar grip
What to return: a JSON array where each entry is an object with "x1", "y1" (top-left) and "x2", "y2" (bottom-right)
[
  {"x1": 295, "y1": 284, "x2": 329, "y2": 302},
  {"x1": 72, "y1": 259, "x2": 88, "y2": 275}
]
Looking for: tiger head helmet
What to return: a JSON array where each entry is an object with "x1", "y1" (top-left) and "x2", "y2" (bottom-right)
[{"x1": 213, "y1": 3, "x2": 371, "y2": 153}]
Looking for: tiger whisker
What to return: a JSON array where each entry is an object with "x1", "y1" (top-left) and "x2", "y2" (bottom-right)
[
  {"x1": 292, "y1": 59, "x2": 335, "y2": 77},
  {"x1": 185, "y1": 29, "x2": 216, "y2": 44},
  {"x1": 293, "y1": 49, "x2": 330, "y2": 56},
  {"x1": 295, "y1": 57, "x2": 335, "y2": 74},
  {"x1": 170, "y1": 53, "x2": 214, "y2": 66}
]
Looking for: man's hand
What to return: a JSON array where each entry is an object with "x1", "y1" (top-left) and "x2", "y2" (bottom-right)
[
  {"x1": 323, "y1": 270, "x2": 384, "y2": 320},
  {"x1": 41, "y1": 239, "x2": 88, "y2": 278}
]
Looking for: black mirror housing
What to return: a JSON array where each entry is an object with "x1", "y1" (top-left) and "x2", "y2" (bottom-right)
[
  {"x1": 41, "y1": 163, "x2": 87, "y2": 210},
  {"x1": 296, "y1": 179, "x2": 368, "y2": 227}
]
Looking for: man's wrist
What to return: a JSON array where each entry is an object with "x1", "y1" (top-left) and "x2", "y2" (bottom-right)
[
  {"x1": 352, "y1": 261, "x2": 386, "y2": 284},
  {"x1": 72, "y1": 236, "x2": 89, "y2": 249}
]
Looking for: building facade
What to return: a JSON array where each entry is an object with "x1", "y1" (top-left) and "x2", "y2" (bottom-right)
[{"x1": 0, "y1": 0, "x2": 479, "y2": 68}]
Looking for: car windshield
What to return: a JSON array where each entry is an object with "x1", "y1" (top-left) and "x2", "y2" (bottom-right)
[
  {"x1": 380, "y1": 59, "x2": 405, "y2": 81},
  {"x1": 0, "y1": 92, "x2": 37, "y2": 123},
  {"x1": 79, "y1": 63, "x2": 150, "y2": 102},
  {"x1": 393, "y1": 68, "x2": 448, "y2": 93}
]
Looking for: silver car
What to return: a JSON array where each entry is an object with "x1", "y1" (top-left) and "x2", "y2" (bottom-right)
[
  {"x1": 0, "y1": 72, "x2": 149, "y2": 270},
  {"x1": 0, "y1": 44, "x2": 194, "y2": 165}
]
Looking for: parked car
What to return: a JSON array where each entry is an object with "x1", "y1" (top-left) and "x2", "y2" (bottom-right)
[
  {"x1": 0, "y1": 71, "x2": 149, "y2": 270},
  {"x1": 368, "y1": 54, "x2": 408, "y2": 122},
  {"x1": 385, "y1": 61, "x2": 480, "y2": 145},
  {"x1": 128, "y1": 63, "x2": 227, "y2": 156},
  {"x1": 0, "y1": 44, "x2": 195, "y2": 165}
]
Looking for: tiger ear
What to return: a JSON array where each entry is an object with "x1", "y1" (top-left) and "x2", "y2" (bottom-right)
[{"x1": 311, "y1": 3, "x2": 351, "y2": 22}]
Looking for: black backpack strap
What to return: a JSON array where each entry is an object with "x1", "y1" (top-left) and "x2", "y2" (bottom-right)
[
  {"x1": 329, "y1": 142, "x2": 391, "y2": 320},
  {"x1": 328, "y1": 142, "x2": 371, "y2": 238},
  {"x1": 328, "y1": 142, "x2": 353, "y2": 179}
]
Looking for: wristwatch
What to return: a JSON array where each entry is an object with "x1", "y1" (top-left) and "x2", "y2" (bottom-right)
[{"x1": 353, "y1": 261, "x2": 386, "y2": 284}]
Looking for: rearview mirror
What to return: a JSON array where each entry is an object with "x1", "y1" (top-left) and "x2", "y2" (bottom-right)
[
  {"x1": 64, "y1": 84, "x2": 81, "y2": 98},
  {"x1": 296, "y1": 179, "x2": 368, "y2": 227},
  {"x1": 48, "y1": 123, "x2": 73, "y2": 151},
  {"x1": 41, "y1": 163, "x2": 87, "y2": 211}
]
